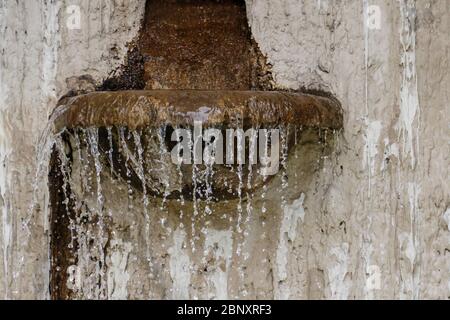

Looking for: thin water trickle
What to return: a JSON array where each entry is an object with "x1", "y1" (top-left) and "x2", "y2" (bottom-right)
[
  {"x1": 294, "y1": 126, "x2": 300, "y2": 179},
  {"x1": 107, "y1": 127, "x2": 115, "y2": 178},
  {"x1": 241, "y1": 126, "x2": 258, "y2": 261},
  {"x1": 132, "y1": 130, "x2": 152, "y2": 268},
  {"x1": 260, "y1": 127, "x2": 269, "y2": 216},
  {"x1": 26, "y1": 119, "x2": 63, "y2": 233},
  {"x1": 204, "y1": 161, "x2": 214, "y2": 216},
  {"x1": 236, "y1": 161, "x2": 244, "y2": 235},
  {"x1": 73, "y1": 131, "x2": 87, "y2": 193},
  {"x1": 174, "y1": 126, "x2": 186, "y2": 228},
  {"x1": 118, "y1": 127, "x2": 135, "y2": 211},
  {"x1": 280, "y1": 125, "x2": 289, "y2": 209},
  {"x1": 157, "y1": 126, "x2": 171, "y2": 210},
  {"x1": 54, "y1": 135, "x2": 76, "y2": 250},
  {"x1": 191, "y1": 163, "x2": 199, "y2": 252},
  {"x1": 86, "y1": 127, "x2": 107, "y2": 299}
]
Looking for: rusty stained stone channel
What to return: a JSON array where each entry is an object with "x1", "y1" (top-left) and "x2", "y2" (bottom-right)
[
  {"x1": 139, "y1": 0, "x2": 271, "y2": 90},
  {"x1": 100, "y1": 0, "x2": 274, "y2": 91}
]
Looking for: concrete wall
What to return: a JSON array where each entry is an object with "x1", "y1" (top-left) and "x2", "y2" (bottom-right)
[
  {"x1": 247, "y1": 0, "x2": 450, "y2": 299},
  {"x1": 1, "y1": 0, "x2": 449, "y2": 299}
]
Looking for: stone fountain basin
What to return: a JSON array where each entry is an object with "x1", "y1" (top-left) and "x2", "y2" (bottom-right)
[
  {"x1": 52, "y1": 90, "x2": 343, "y2": 200},
  {"x1": 54, "y1": 90, "x2": 342, "y2": 131}
]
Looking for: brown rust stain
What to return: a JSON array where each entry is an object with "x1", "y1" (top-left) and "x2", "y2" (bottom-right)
[
  {"x1": 141, "y1": 0, "x2": 254, "y2": 90},
  {"x1": 100, "y1": 0, "x2": 274, "y2": 91},
  {"x1": 49, "y1": 140, "x2": 77, "y2": 300}
]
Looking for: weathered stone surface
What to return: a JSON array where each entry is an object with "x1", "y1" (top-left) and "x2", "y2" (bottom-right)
[{"x1": 1, "y1": 0, "x2": 449, "y2": 300}]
